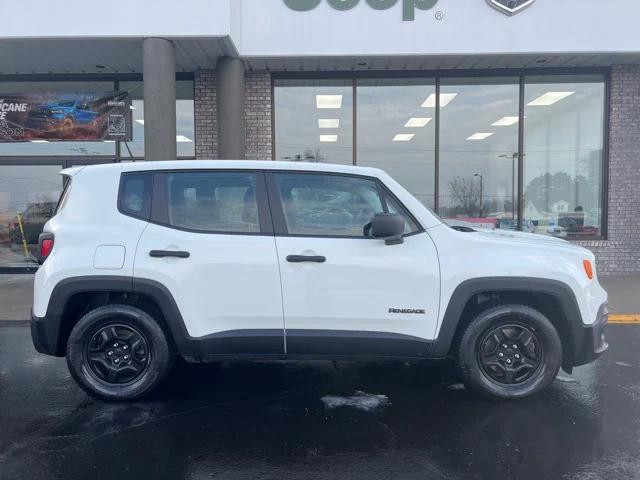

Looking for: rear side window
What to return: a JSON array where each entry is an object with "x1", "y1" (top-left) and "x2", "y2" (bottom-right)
[
  {"x1": 119, "y1": 173, "x2": 152, "y2": 220},
  {"x1": 165, "y1": 172, "x2": 260, "y2": 234}
]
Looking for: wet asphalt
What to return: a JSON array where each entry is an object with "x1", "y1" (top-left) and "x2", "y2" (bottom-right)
[{"x1": 1, "y1": 324, "x2": 639, "y2": 480}]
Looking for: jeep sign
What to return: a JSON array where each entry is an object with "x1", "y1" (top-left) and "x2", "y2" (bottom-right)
[{"x1": 283, "y1": 0, "x2": 439, "y2": 21}]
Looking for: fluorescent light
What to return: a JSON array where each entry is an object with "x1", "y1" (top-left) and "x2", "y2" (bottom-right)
[
  {"x1": 136, "y1": 119, "x2": 145, "y2": 125},
  {"x1": 492, "y1": 116, "x2": 520, "y2": 126},
  {"x1": 30, "y1": 140, "x2": 49, "y2": 143},
  {"x1": 527, "y1": 91, "x2": 574, "y2": 106},
  {"x1": 320, "y1": 134, "x2": 338, "y2": 142},
  {"x1": 318, "y1": 119, "x2": 340, "y2": 129},
  {"x1": 176, "y1": 135, "x2": 193, "y2": 143},
  {"x1": 316, "y1": 95, "x2": 343, "y2": 109},
  {"x1": 393, "y1": 133, "x2": 415, "y2": 142},
  {"x1": 466, "y1": 133, "x2": 494, "y2": 140},
  {"x1": 422, "y1": 93, "x2": 457, "y2": 108},
  {"x1": 404, "y1": 117, "x2": 432, "y2": 128}
]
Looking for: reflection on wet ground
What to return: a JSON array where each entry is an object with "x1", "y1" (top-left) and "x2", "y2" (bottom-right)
[{"x1": 1, "y1": 325, "x2": 639, "y2": 480}]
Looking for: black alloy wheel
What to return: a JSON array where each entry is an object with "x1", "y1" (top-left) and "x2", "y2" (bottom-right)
[{"x1": 85, "y1": 323, "x2": 151, "y2": 385}]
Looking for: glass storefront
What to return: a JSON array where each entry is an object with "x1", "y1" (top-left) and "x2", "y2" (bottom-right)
[
  {"x1": 274, "y1": 72, "x2": 607, "y2": 239},
  {"x1": 0, "y1": 165, "x2": 62, "y2": 269},
  {"x1": 274, "y1": 79, "x2": 354, "y2": 165},
  {"x1": 0, "y1": 75, "x2": 195, "y2": 270},
  {"x1": 357, "y1": 79, "x2": 436, "y2": 210}
]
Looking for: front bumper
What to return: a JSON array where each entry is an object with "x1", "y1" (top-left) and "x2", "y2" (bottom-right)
[
  {"x1": 569, "y1": 303, "x2": 609, "y2": 369},
  {"x1": 31, "y1": 310, "x2": 64, "y2": 357}
]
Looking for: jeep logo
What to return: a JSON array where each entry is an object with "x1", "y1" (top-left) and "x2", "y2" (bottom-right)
[{"x1": 283, "y1": 0, "x2": 439, "y2": 21}]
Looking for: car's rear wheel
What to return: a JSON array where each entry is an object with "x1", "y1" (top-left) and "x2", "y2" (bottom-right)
[
  {"x1": 456, "y1": 304, "x2": 562, "y2": 399},
  {"x1": 67, "y1": 304, "x2": 174, "y2": 401}
]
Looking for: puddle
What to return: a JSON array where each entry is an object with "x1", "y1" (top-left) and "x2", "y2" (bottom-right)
[{"x1": 321, "y1": 391, "x2": 390, "y2": 412}]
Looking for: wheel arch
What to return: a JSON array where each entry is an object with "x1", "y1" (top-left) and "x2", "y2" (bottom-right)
[
  {"x1": 429, "y1": 277, "x2": 584, "y2": 369},
  {"x1": 38, "y1": 276, "x2": 188, "y2": 357}
]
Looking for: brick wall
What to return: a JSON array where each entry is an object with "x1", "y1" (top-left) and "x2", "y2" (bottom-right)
[
  {"x1": 577, "y1": 65, "x2": 640, "y2": 275},
  {"x1": 194, "y1": 70, "x2": 217, "y2": 159},
  {"x1": 194, "y1": 69, "x2": 273, "y2": 160}
]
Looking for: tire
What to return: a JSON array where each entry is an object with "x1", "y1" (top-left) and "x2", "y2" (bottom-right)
[
  {"x1": 66, "y1": 304, "x2": 174, "y2": 401},
  {"x1": 456, "y1": 304, "x2": 562, "y2": 399}
]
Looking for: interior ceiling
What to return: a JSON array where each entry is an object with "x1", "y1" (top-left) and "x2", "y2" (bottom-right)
[{"x1": 0, "y1": 37, "x2": 639, "y2": 75}]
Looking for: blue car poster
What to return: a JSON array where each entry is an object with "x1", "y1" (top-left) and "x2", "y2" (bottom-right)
[{"x1": 0, "y1": 91, "x2": 132, "y2": 142}]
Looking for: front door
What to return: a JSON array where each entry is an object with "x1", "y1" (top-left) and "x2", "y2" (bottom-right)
[
  {"x1": 134, "y1": 170, "x2": 284, "y2": 354},
  {"x1": 267, "y1": 171, "x2": 440, "y2": 357}
]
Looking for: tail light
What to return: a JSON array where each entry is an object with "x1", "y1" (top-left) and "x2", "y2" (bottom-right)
[{"x1": 38, "y1": 232, "x2": 55, "y2": 265}]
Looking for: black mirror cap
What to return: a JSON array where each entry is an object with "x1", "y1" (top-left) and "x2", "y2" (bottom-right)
[{"x1": 372, "y1": 213, "x2": 404, "y2": 245}]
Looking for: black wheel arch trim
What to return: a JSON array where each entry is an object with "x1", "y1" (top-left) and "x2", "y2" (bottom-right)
[{"x1": 429, "y1": 277, "x2": 600, "y2": 369}]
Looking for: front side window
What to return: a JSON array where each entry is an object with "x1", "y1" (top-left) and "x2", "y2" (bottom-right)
[
  {"x1": 166, "y1": 172, "x2": 260, "y2": 234},
  {"x1": 274, "y1": 173, "x2": 418, "y2": 237}
]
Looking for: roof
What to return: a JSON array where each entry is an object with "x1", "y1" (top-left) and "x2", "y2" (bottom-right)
[{"x1": 62, "y1": 160, "x2": 384, "y2": 177}]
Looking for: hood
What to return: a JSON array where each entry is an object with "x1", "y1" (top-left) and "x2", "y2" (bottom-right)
[{"x1": 471, "y1": 228, "x2": 591, "y2": 253}]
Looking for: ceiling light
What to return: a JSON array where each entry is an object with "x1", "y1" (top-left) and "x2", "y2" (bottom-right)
[
  {"x1": 316, "y1": 95, "x2": 343, "y2": 109},
  {"x1": 422, "y1": 93, "x2": 457, "y2": 108},
  {"x1": 492, "y1": 116, "x2": 520, "y2": 126},
  {"x1": 404, "y1": 117, "x2": 432, "y2": 128},
  {"x1": 176, "y1": 135, "x2": 193, "y2": 143},
  {"x1": 318, "y1": 119, "x2": 340, "y2": 129},
  {"x1": 320, "y1": 134, "x2": 338, "y2": 142},
  {"x1": 136, "y1": 119, "x2": 145, "y2": 125},
  {"x1": 393, "y1": 134, "x2": 415, "y2": 142},
  {"x1": 527, "y1": 91, "x2": 574, "y2": 106},
  {"x1": 466, "y1": 133, "x2": 494, "y2": 140}
]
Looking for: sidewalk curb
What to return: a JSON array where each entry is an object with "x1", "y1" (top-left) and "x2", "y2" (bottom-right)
[{"x1": 609, "y1": 314, "x2": 640, "y2": 324}]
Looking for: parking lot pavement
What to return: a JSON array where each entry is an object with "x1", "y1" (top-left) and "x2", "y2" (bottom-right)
[{"x1": 0, "y1": 324, "x2": 639, "y2": 480}]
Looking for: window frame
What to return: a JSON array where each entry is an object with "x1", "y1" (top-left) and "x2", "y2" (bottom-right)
[
  {"x1": 272, "y1": 68, "x2": 611, "y2": 241},
  {"x1": 148, "y1": 170, "x2": 274, "y2": 236},
  {"x1": 265, "y1": 170, "x2": 423, "y2": 239}
]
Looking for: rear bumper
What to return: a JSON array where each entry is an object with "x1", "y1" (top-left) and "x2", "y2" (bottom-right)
[
  {"x1": 30, "y1": 310, "x2": 64, "y2": 357},
  {"x1": 569, "y1": 303, "x2": 608, "y2": 368}
]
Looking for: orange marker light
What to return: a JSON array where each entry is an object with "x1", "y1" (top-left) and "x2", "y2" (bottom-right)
[{"x1": 583, "y1": 260, "x2": 594, "y2": 280}]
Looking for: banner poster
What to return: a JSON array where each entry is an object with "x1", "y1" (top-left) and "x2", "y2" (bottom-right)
[{"x1": 0, "y1": 91, "x2": 132, "y2": 142}]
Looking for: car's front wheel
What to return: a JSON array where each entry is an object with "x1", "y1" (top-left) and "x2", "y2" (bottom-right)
[
  {"x1": 456, "y1": 304, "x2": 562, "y2": 399},
  {"x1": 67, "y1": 304, "x2": 174, "y2": 401}
]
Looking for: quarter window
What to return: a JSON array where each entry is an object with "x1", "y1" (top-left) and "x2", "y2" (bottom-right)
[
  {"x1": 166, "y1": 172, "x2": 260, "y2": 233},
  {"x1": 274, "y1": 173, "x2": 418, "y2": 237},
  {"x1": 119, "y1": 173, "x2": 152, "y2": 220}
]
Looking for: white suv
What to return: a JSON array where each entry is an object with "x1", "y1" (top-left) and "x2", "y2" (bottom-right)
[{"x1": 31, "y1": 161, "x2": 608, "y2": 401}]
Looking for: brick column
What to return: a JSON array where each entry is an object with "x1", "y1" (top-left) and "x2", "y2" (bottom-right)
[
  {"x1": 578, "y1": 65, "x2": 640, "y2": 275},
  {"x1": 194, "y1": 70, "x2": 217, "y2": 159},
  {"x1": 245, "y1": 72, "x2": 273, "y2": 160}
]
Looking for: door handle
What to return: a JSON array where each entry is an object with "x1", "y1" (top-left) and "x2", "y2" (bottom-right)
[
  {"x1": 286, "y1": 255, "x2": 326, "y2": 263},
  {"x1": 149, "y1": 250, "x2": 190, "y2": 259}
]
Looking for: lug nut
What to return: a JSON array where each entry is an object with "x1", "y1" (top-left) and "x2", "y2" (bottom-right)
[
  {"x1": 123, "y1": 346, "x2": 128, "y2": 351},
  {"x1": 502, "y1": 344, "x2": 508, "y2": 349},
  {"x1": 124, "y1": 355, "x2": 129, "y2": 360},
  {"x1": 515, "y1": 354, "x2": 521, "y2": 359},
  {"x1": 114, "y1": 359, "x2": 120, "y2": 364},
  {"x1": 506, "y1": 359, "x2": 512, "y2": 365},
  {"x1": 513, "y1": 345, "x2": 518, "y2": 349},
  {"x1": 113, "y1": 343, "x2": 119, "y2": 348},
  {"x1": 107, "y1": 351, "x2": 113, "y2": 356},
  {"x1": 498, "y1": 352, "x2": 504, "y2": 358}
]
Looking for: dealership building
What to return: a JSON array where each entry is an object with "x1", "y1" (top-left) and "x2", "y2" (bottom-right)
[{"x1": 0, "y1": 0, "x2": 639, "y2": 274}]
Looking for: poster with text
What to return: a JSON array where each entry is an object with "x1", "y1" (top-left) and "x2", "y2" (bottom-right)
[{"x1": 0, "y1": 91, "x2": 132, "y2": 142}]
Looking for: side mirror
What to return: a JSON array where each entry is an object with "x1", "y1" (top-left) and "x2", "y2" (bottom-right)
[{"x1": 371, "y1": 213, "x2": 405, "y2": 245}]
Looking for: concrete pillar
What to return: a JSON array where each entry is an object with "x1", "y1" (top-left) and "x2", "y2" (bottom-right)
[
  {"x1": 143, "y1": 37, "x2": 177, "y2": 160},
  {"x1": 216, "y1": 56, "x2": 246, "y2": 159}
]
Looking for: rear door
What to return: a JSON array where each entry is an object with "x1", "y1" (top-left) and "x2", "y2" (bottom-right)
[
  {"x1": 267, "y1": 171, "x2": 440, "y2": 357},
  {"x1": 133, "y1": 170, "x2": 284, "y2": 354}
]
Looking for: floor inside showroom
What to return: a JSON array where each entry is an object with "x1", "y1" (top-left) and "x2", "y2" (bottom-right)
[{"x1": 1, "y1": 324, "x2": 639, "y2": 480}]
